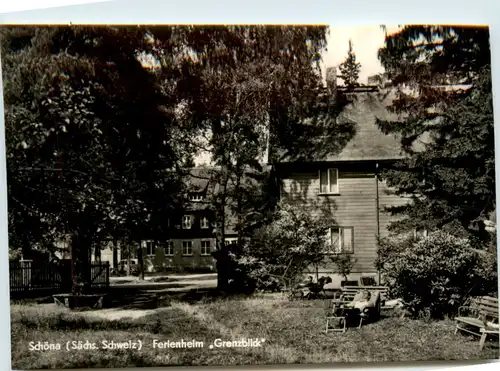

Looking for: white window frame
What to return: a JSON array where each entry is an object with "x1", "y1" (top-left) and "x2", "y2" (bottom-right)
[
  {"x1": 189, "y1": 193, "x2": 204, "y2": 201},
  {"x1": 225, "y1": 238, "x2": 237, "y2": 245},
  {"x1": 182, "y1": 241, "x2": 193, "y2": 256},
  {"x1": 201, "y1": 240, "x2": 211, "y2": 256},
  {"x1": 142, "y1": 240, "x2": 155, "y2": 256},
  {"x1": 325, "y1": 226, "x2": 354, "y2": 254},
  {"x1": 200, "y1": 216, "x2": 210, "y2": 229},
  {"x1": 165, "y1": 241, "x2": 174, "y2": 256},
  {"x1": 319, "y1": 168, "x2": 339, "y2": 194},
  {"x1": 182, "y1": 215, "x2": 193, "y2": 229}
]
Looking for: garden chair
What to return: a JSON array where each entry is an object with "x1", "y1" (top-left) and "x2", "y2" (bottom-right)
[{"x1": 324, "y1": 290, "x2": 381, "y2": 333}]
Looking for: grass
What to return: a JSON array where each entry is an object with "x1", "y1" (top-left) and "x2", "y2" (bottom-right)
[{"x1": 10, "y1": 295, "x2": 499, "y2": 369}]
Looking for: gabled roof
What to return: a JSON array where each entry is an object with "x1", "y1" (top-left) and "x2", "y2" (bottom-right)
[
  {"x1": 182, "y1": 165, "x2": 271, "y2": 236},
  {"x1": 275, "y1": 91, "x2": 428, "y2": 164},
  {"x1": 326, "y1": 92, "x2": 404, "y2": 162}
]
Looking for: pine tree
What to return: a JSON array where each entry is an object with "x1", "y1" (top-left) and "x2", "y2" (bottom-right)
[
  {"x1": 377, "y1": 26, "x2": 494, "y2": 243},
  {"x1": 338, "y1": 39, "x2": 362, "y2": 89}
]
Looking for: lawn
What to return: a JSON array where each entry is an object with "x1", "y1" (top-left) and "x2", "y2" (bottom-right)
[{"x1": 10, "y1": 295, "x2": 499, "y2": 369}]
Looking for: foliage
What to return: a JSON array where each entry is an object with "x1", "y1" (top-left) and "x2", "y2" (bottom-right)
[
  {"x1": 330, "y1": 254, "x2": 358, "y2": 282},
  {"x1": 376, "y1": 231, "x2": 497, "y2": 319},
  {"x1": 237, "y1": 200, "x2": 331, "y2": 290},
  {"x1": 338, "y1": 39, "x2": 361, "y2": 88},
  {"x1": 2, "y1": 26, "x2": 188, "y2": 288},
  {"x1": 147, "y1": 26, "x2": 353, "y2": 290},
  {"x1": 376, "y1": 26, "x2": 494, "y2": 242}
]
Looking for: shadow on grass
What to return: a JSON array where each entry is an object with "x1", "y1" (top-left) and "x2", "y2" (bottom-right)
[{"x1": 101, "y1": 285, "x2": 236, "y2": 310}]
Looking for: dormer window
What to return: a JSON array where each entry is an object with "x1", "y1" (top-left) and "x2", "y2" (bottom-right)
[
  {"x1": 319, "y1": 168, "x2": 339, "y2": 194},
  {"x1": 189, "y1": 193, "x2": 204, "y2": 202}
]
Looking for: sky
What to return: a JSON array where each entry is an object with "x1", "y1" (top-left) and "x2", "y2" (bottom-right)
[{"x1": 322, "y1": 25, "x2": 401, "y2": 84}]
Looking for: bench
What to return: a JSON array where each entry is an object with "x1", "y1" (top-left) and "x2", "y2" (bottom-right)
[{"x1": 455, "y1": 296, "x2": 499, "y2": 350}]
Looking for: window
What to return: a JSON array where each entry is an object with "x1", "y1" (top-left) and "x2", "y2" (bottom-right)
[
  {"x1": 165, "y1": 241, "x2": 174, "y2": 256},
  {"x1": 319, "y1": 168, "x2": 339, "y2": 194},
  {"x1": 182, "y1": 241, "x2": 193, "y2": 256},
  {"x1": 201, "y1": 240, "x2": 211, "y2": 256},
  {"x1": 325, "y1": 227, "x2": 354, "y2": 254},
  {"x1": 142, "y1": 240, "x2": 155, "y2": 256},
  {"x1": 225, "y1": 238, "x2": 237, "y2": 245},
  {"x1": 189, "y1": 193, "x2": 203, "y2": 201},
  {"x1": 200, "y1": 216, "x2": 210, "y2": 229},
  {"x1": 182, "y1": 215, "x2": 192, "y2": 229}
]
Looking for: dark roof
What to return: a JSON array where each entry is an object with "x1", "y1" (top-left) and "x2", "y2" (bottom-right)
[
  {"x1": 276, "y1": 91, "x2": 427, "y2": 163},
  {"x1": 326, "y1": 92, "x2": 404, "y2": 161},
  {"x1": 184, "y1": 166, "x2": 216, "y2": 192},
  {"x1": 182, "y1": 165, "x2": 271, "y2": 236}
]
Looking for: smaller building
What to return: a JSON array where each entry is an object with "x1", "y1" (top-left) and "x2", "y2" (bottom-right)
[{"x1": 90, "y1": 166, "x2": 241, "y2": 273}]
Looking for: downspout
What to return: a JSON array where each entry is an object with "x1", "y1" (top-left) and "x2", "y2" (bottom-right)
[{"x1": 375, "y1": 162, "x2": 381, "y2": 284}]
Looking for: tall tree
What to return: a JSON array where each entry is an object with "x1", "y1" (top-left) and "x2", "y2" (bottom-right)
[
  {"x1": 376, "y1": 25, "x2": 494, "y2": 243},
  {"x1": 338, "y1": 39, "x2": 361, "y2": 89},
  {"x1": 147, "y1": 26, "x2": 353, "y2": 290},
  {"x1": 2, "y1": 26, "x2": 188, "y2": 291}
]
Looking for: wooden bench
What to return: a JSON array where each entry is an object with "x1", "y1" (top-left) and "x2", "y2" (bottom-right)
[{"x1": 455, "y1": 296, "x2": 499, "y2": 350}]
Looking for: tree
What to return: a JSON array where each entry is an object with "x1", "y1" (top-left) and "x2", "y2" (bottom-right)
[
  {"x1": 2, "y1": 26, "x2": 188, "y2": 292},
  {"x1": 237, "y1": 200, "x2": 332, "y2": 291},
  {"x1": 376, "y1": 26, "x2": 494, "y2": 244},
  {"x1": 330, "y1": 254, "x2": 357, "y2": 284},
  {"x1": 148, "y1": 26, "x2": 353, "y2": 291},
  {"x1": 338, "y1": 39, "x2": 361, "y2": 89}
]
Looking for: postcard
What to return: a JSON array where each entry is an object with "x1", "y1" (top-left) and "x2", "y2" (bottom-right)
[{"x1": 2, "y1": 23, "x2": 498, "y2": 369}]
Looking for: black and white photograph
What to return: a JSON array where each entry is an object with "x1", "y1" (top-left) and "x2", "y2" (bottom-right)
[{"x1": 1, "y1": 23, "x2": 498, "y2": 369}]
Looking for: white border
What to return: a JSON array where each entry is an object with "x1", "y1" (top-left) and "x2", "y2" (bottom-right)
[{"x1": 0, "y1": 1, "x2": 499, "y2": 371}]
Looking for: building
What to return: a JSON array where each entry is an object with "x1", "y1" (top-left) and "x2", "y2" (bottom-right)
[
  {"x1": 90, "y1": 166, "x2": 242, "y2": 273},
  {"x1": 273, "y1": 91, "x2": 415, "y2": 285}
]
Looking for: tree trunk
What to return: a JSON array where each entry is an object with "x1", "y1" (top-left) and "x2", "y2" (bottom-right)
[
  {"x1": 71, "y1": 231, "x2": 91, "y2": 294},
  {"x1": 138, "y1": 241, "x2": 145, "y2": 280},
  {"x1": 215, "y1": 164, "x2": 229, "y2": 292},
  {"x1": 112, "y1": 238, "x2": 118, "y2": 269},
  {"x1": 236, "y1": 171, "x2": 243, "y2": 249},
  {"x1": 127, "y1": 241, "x2": 131, "y2": 276}
]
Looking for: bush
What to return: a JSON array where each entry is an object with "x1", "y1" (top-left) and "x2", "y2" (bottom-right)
[
  {"x1": 330, "y1": 254, "x2": 357, "y2": 283},
  {"x1": 237, "y1": 200, "x2": 331, "y2": 291},
  {"x1": 377, "y1": 230, "x2": 497, "y2": 319}
]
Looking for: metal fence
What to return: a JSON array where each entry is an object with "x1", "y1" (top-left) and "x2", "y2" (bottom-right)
[{"x1": 9, "y1": 260, "x2": 110, "y2": 298}]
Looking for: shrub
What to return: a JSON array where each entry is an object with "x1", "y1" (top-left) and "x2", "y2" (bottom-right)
[
  {"x1": 330, "y1": 254, "x2": 358, "y2": 283},
  {"x1": 237, "y1": 200, "x2": 331, "y2": 291},
  {"x1": 377, "y1": 230, "x2": 497, "y2": 319}
]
